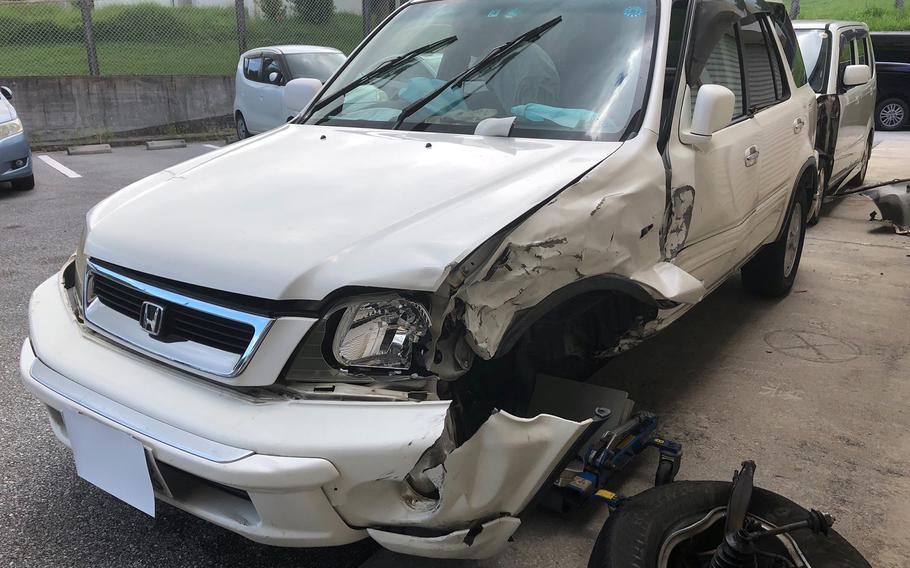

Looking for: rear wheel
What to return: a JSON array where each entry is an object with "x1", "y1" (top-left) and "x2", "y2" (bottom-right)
[
  {"x1": 11, "y1": 174, "x2": 34, "y2": 191},
  {"x1": 847, "y1": 135, "x2": 873, "y2": 188},
  {"x1": 236, "y1": 113, "x2": 251, "y2": 140},
  {"x1": 588, "y1": 481, "x2": 870, "y2": 568},
  {"x1": 741, "y1": 187, "x2": 808, "y2": 297},
  {"x1": 875, "y1": 97, "x2": 907, "y2": 131}
]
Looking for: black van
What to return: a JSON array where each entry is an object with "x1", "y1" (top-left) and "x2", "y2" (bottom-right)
[{"x1": 870, "y1": 32, "x2": 910, "y2": 130}]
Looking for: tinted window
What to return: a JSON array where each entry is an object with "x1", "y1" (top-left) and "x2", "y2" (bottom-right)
[
  {"x1": 769, "y1": 6, "x2": 807, "y2": 87},
  {"x1": 871, "y1": 33, "x2": 910, "y2": 63},
  {"x1": 245, "y1": 57, "x2": 262, "y2": 81},
  {"x1": 856, "y1": 36, "x2": 868, "y2": 65},
  {"x1": 262, "y1": 54, "x2": 283, "y2": 84},
  {"x1": 691, "y1": 23, "x2": 744, "y2": 120},
  {"x1": 740, "y1": 17, "x2": 779, "y2": 110},
  {"x1": 284, "y1": 52, "x2": 346, "y2": 82}
]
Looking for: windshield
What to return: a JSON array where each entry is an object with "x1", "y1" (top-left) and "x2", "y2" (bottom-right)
[
  {"x1": 796, "y1": 29, "x2": 831, "y2": 93},
  {"x1": 285, "y1": 52, "x2": 346, "y2": 82},
  {"x1": 300, "y1": 0, "x2": 657, "y2": 141}
]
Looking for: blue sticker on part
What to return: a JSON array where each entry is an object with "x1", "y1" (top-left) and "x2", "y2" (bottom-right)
[
  {"x1": 504, "y1": 7, "x2": 520, "y2": 18},
  {"x1": 487, "y1": 8, "x2": 500, "y2": 17},
  {"x1": 624, "y1": 5, "x2": 644, "y2": 17}
]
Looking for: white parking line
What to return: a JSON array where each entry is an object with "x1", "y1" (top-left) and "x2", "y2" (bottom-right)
[
  {"x1": 37, "y1": 155, "x2": 82, "y2": 179},
  {"x1": 202, "y1": 144, "x2": 221, "y2": 150}
]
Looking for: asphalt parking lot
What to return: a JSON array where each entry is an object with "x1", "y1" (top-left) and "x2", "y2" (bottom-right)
[{"x1": 2, "y1": 136, "x2": 909, "y2": 567}]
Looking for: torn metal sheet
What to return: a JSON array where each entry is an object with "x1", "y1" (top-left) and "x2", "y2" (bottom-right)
[
  {"x1": 865, "y1": 180, "x2": 910, "y2": 234},
  {"x1": 334, "y1": 410, "x2": 589, "y2": 532},
  {"x1": 447, "y1": 133, "x2": 693, "y2": 359},
  {"x1": 367, "y1": 516, "x2": 521, "y2": 560}
]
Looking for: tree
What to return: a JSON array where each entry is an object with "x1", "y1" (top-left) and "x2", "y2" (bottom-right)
[
  {"x1": 898, "y1": 0, "x2": 905, "y2": 9},
  {"x1": 789, "y1": 0, "x2": 800, "y2": 19}
]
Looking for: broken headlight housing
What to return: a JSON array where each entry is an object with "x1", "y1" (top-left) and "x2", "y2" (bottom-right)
[{"x1": 331, "y1": 297, "x2": 431, "y2": 370}]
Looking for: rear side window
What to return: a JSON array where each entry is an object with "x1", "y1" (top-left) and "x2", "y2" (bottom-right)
[
  {"x1": 740, "y1": 16, "x2": 787, "y2": 111},
  {"x1": 244, "y1": 57, "x2": 262, "y2": 81},
  {"x1": 691, "y1": 23, "x2": 744, "y2": 121},
  {"x1": 856, "y1": 35, "x2": 869, "y2": 65},
  {"x1": 768, "y1": 5, "x2": 807, "y2": 87}
]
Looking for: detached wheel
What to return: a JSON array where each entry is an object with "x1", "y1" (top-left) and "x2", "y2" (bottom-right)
[
  {"x1": 875, "y1": 97, "x2": 907, "y2": 131},
  {"x1": 236, "y1": 113, "x2": 251, "y2": 140},
  {"x1": 11, "y1": 174, "x2": 34, "y2": 191},
  {"x1": 741, "y1": 188, "x2": 808, "y2": 297},
  {"x1": 588, "y1": 481, "x2": 870, "y2": 568}
]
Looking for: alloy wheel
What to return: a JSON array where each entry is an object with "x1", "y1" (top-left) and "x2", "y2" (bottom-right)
[{"x1": 879, "y1": 103, "x2": 905, "y2": 129}]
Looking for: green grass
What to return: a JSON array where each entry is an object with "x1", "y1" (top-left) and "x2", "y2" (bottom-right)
[
  {"x1": 787, "y1": 0, "x2": 910, "y2": 31},
  {"x1": 0, "y1": 3, "x2": 363, "y2": 76}
]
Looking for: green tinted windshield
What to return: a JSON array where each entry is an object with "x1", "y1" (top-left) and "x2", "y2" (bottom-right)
[{"x1": 301, "y1": 0, "x2": 656, "y2": 141}]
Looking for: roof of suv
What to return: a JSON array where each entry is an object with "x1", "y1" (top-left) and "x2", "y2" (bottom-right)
[
  {"x1": 240, "y1": 45, "x2": 343, "y2": 57},
  {"x1": 792, "y1": 20, "x2": 868, "y2": 32}
]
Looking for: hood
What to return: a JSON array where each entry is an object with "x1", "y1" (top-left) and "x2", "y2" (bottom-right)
[
  {"x1": 85, "y1": 124, "x2": 620, "y2": 301},
  {"x1": 0, "y1": 98, "x2": 15, "y2": 123}
]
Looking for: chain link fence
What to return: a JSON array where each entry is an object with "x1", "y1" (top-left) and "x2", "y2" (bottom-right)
[{"x1": 0, "y1": 0, "x2": 400, "y2": 76}]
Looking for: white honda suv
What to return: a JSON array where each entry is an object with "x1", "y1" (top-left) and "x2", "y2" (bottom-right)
[{"x1": 21, "y1": 0, "x2": 816, "y2": 559}]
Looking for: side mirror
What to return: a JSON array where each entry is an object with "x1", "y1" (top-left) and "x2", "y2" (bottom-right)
[
  {"x1": 268, "y1": 71, "x2": 284, "y2": 85},
  {"x1": 680, "y1": 84, "x2": 735, "y2": 147},
  {"x1": 284, "y1": 78, "x2": 323, "y2": 114},
  {"x1": 0, "y1": 86, "x2": 11, "y2": 101},
  {"x1": 843, "y1": 64, "x2": 871, "y2": 87}
]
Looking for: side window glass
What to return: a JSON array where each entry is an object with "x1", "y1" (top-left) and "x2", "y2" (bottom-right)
[
  {"x1": 769, "y1": 5, "x2": 807, "y2": 87},
  {"x1": 262, "y1": 55, "x2": 285, "y2": 85},
  {"x1": 856, "y1": 36, "x2": 868, "y2": 65},
  {"x1": 740, "y1": 17, "x2": 779, "y2": 110},
  {"x1": 245, "y1": 57, "x2": 262, "y2": 81},
  {"x1": 690, "y1": 24, "x2": 744, "y2": 122}
]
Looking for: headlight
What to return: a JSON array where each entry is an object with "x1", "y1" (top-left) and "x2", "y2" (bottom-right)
[
  {"x1": 332, "y1": 297, "x2": 431, "y2": 370},
  {"x1": 0, "y1": 118, "x2": 23, "y2": 139}
]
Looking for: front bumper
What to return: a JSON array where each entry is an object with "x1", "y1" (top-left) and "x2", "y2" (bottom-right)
[
  {"x1": 0, "y1": 131, "x2": 32, "y2": 181},
  {"x1": 20, "y1": 273, "x2": 588, "y2": 558}
]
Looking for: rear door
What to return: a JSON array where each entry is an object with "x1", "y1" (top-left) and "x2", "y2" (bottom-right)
[{"x1": 741, "y1": 14, "x2": 806, "y2": 252}]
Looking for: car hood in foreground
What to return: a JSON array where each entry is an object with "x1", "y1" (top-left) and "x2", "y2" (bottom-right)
[{"x1": 85, "y1": 125, "x2": 621, "y2": 301}]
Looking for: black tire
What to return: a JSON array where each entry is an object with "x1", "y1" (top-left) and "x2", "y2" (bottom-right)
[
  {"x1": 236, "y1": 112, "x2": 251, "y2": 140},
  {"x1": 741, "y1": 187, "x2": 808, "y2": 297},
  {"x1": 846, "y1": 135, "x2": 873, "y2": 189},
  {"x1": 807, "y1": 167, "x2": 827, "y2": 227},
  {"x1": 11, "y1": 174, "x2": 34, "y2": 191},
  {"x1": 588, "y1": 481, "x2": 870, "y2": 568},
  {"x1": 875, "y1": 97, "x2": 907, "y2": 131}
]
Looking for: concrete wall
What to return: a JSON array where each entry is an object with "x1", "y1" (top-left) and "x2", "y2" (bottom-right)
[{"x1": 0, "y1": 75, "x2": 235, "y2": 145}]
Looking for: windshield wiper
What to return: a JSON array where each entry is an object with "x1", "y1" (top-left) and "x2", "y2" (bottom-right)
[
  {"x1": 392, "y1": 16, "x2": 562, "y2": 130},
  {"x1": 305, "y1": 35, "x2": 458, "y2": 120}
]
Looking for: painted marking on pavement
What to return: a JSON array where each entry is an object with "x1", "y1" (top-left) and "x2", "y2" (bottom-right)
[{"x1": 37, "y1": 155, "x2": 82, "y2": 179}]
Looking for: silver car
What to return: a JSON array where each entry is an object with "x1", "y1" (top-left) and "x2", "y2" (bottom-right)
[{"x1": 0, "y1": 85, "x2": 34, "y2": 191}]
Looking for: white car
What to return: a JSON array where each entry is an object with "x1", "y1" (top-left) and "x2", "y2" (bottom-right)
[
  {"x1": 233, "y1": 45, "x2": 345, "y2": 139},
  {"x1": 794, "y1": 21, "x2": 877, "y2": 224},
  {"x1": 21, "y1": 0, "x2": 817, "y2": 560}
]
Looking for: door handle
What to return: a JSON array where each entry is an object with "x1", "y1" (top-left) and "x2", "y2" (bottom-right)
[
  {"x1": 793, "y1": 117, "x2": 805, "y2": 134},
  {"x1": 744, "y1": 145, "x2": 760, "y2": 167}
]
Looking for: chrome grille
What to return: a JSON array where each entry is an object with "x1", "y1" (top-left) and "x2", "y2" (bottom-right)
[
  {"x1": 84, "y1": 259, "x2": 273, "y2": 378},
  {"x1": 93, "y1": 273, "x2": 254, "y2": 354}
]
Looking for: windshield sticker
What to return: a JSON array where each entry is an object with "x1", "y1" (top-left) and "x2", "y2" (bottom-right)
[
  {"x1": 487, "y1": 8, "x2": 501, "y2": 17},
  {"x1": 504, "y1": 7, "x2": 520, "y2": 18},
  {"x1": 624, "y1": 5, "x2": 645, "y2": 18}
]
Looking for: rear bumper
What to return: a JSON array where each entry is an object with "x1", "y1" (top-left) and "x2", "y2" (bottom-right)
[{"x1": 0, "y1": 131, "x2": 32, "y2": 181}]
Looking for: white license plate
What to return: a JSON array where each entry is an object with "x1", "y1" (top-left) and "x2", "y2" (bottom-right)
[{"x1": 63, "y1": 410, "x2": 156, "y2": 516}]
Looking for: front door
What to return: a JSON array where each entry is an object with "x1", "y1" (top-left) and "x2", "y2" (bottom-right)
[{"x1": 669, "y1": 21, "x2": 762, "y2": 288}]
